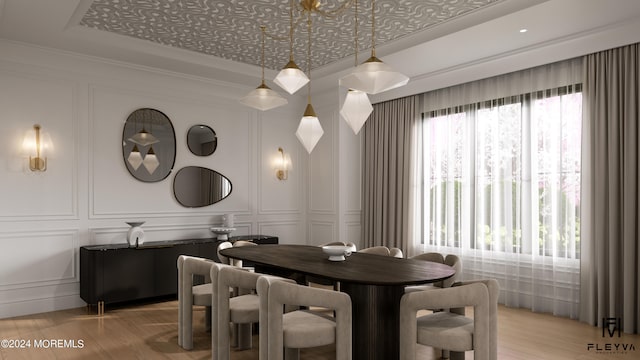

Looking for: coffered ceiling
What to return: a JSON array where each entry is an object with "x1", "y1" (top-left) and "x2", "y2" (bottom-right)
[{"x1": 78, "y1": 0, "x2": 502, "y2": 71}]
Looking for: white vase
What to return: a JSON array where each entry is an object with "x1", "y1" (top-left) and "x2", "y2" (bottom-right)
[{"x1": 126, "y1": 221, "x2": 145, "y2": 247}]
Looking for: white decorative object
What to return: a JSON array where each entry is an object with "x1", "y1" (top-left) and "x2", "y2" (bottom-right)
[
  {"x1": 340, "y1": 89, "x2": 373, "y2": 134},
  {"x1": 126, "y1": 221, "x2": 145, "y2": 248},
  {"x1": 322, "y1": 245, "x2": 352, "y2": 262},
  {"x1": 222, "y1": 213, "x2": 235, "y2": 227},
  {"x1": 211, "y1": 227, "x2": 236, "y2": 240},
  {"x1": 296, "y1": 104, "x2": 324, "y2": 154}
]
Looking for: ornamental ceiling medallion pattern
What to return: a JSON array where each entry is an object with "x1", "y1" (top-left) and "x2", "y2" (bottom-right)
[{"x1": 80, "y1": 0, "x2": 500, "y2": 71}]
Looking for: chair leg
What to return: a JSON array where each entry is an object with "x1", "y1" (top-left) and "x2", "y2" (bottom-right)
[
  {"x1": 205, "y1": 306, "x2": 212, "y2": 332},
  {"x1": 284, "y1": 347, "x2": 299, "y2": 360},
  {"x1": 236, "y1": 323, "x2": 252, "y2": 350}
]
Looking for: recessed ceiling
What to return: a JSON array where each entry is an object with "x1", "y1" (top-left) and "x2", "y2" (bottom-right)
[{"x1": 79, "y1": 0, "x2": 502, "y2": 71}]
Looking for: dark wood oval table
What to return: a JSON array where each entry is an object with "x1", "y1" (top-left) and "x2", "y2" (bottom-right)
[{"x1": 220, "y1": 244, "x2": 455, "y2": 360}]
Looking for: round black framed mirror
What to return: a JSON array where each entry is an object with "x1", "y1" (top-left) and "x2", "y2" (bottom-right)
[
  {"x1": 122, "y1": 108, "x2": 176, "y2": 182},
  {"x1": 173, "y1": 166, "x2": 232, "y2": 207},
  {"x1": 187, "y1": 125, "x2": 217, "y2": 156}
]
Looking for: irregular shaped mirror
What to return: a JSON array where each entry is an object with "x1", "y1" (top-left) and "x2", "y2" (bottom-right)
[
  {"x1": 187, "y1": 125, "x2": 217, "y2": 156},
  {"x1": 173, "y1": 166, "x2": 232, "y2": 207},
  {"x1": 122, "y1": 108, "x2": 176, "y2": 182}
]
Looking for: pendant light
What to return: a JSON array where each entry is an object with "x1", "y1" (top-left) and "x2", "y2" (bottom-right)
[
  {"x1": 142, "y1": 146, "x2": 159, "y2": 174},
  {"x1": 240, "y1": 26, "x2": 288, "y2": 111},
  {"x1": 295, "y1": 11, "x2": 323, "y2": 154},
  {"x1": 128, "y1": 110, "x2": 159, "y2": 146},
  {"x1": 274, "y1": 0, "x2": 309, "y2": 95},
  {"x1": 340, "y1": 0, "x2": 373, "y2": 134},
  {"x1": 339, "y1": 0, "x2": 409, "y2": 94},
  {"x1": 127, "y1": 144, "x2": 143, "y2": 170}
]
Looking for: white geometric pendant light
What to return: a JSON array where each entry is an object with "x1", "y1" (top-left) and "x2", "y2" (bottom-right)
[
  {"x1": 274, "y1": 0, "x2": 309, "y2": 95},
  {"x1": 296, "y1": 10, "x2": 323, "y2": 154},
  {"x1": 127, "y1": 144, "x2": 143, "y2": 170},
  {"x1": 340, "y1": 89, "x2": 373, "y2": 134},
  {"x1": 240, "y1": 26, "x2": 288, "y2": 111},
  {"x1": 296, "y1": 103, "x2": 324, "y2": 153},
  {"x1": 142, "y1": 146, "x2": 159, "y2": 174},
  {"x1": 339, "y1": 57, "x2": 409, "y2": 94},
  {"x1": 338, "y1": 0, "x2": 408, "y2": 94},
  {"x1": 239, "y1": 83, "x2": 288, "y2": 111}
]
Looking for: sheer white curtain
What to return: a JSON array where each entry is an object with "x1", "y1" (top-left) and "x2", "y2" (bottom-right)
[{"x1": 409, "y1": 58, "x2": 583, "y2": 318}]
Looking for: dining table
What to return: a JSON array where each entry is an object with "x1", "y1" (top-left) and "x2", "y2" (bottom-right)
[{"x1": 220, "y1": 244, "x2": 455, "y2": 360}]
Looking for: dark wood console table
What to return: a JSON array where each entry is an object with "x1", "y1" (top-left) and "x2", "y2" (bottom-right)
[{"x1": 80, "y1": 235, "x2": 277, "y2": 314}]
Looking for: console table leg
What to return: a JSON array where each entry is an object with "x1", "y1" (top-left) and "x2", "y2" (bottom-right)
[{"x1": 97, "y1": 301, "x2": 105, "y2": 316}]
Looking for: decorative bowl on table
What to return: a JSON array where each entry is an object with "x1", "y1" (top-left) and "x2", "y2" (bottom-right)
[
  {"x1": 322, "y1": 245, "x2": 352, "y2": 262},
  {"x1": 210, "y1": 227, "x2": 236, "y2": 240}
]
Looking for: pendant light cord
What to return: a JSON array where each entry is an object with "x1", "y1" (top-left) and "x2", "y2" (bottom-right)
[
  {"x1": 354, "y1": 0, "x2": 358, "y2": 65},
  {"x1": 371, "y1": 0, "x2": 376, "y2": 57},
  {"x1": 307, "y1": 10, "x2": 312, "y2": 104},
  {"x1": 289, "y1": 0, "x2": 294, "y2": 62},
  {"x1": 260, "y1": 25, "x2": 266, "y2": 85}
]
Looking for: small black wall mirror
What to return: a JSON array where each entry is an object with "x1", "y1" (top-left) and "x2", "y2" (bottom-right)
[
  {"x1": 173, "y1": 166, "x2": 232, "y2": 207},
  {"x1": 122, "y1": 108, "x2": 176, "y2": 182},
  {"x1": 187, "y1": 125, "x2": 217, "y2": 156}
]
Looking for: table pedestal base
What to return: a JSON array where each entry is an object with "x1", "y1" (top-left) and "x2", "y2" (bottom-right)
[{"x1": 341, "y1": 283, "x2": 404, "y2": 360}]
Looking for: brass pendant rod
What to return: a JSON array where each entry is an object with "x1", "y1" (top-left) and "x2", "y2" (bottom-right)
[
  {"x1": 307, "y1": 10, "x2": 312, "y2": 104},
  {"x1": 260, "y1": 25, "x2": 266, "y2": 85},
  {"x1": 371, "y1": 0, "x2": 376, "y2": 57},
  {"x1": 354, "y1": 0, "x2": 359, "y2": 66}
]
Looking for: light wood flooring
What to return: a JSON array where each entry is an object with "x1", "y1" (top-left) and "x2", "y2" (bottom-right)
[{"x1": 1, "y1": 299, "x2": 639, "y2": 360}]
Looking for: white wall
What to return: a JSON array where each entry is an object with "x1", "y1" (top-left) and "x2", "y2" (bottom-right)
[{"x1": 0, "y1": 40, "x2": 307, "y2": 318}]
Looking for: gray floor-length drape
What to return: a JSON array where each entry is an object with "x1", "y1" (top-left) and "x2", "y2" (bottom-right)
[
  {"x1": 580, "y1": 43, "x2": 640, "y2": 333},
  {"x1": 361, "y1": 95, "x2": 419, "y2": 250}
]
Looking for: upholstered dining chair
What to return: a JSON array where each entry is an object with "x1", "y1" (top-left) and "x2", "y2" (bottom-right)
[
  {"x1": 259, "y1": 278, "x2": 352, "y2": 360},
  {"x1": 389, "y1": 247, "x2": 404, "y2": 258},
  {"x1": 358, "y1": 245, "x2": 391, "y2": 256},
  {"x1": 177, "y1": 255, "x2": 229, "y2": 350},
  {"x1": 218, "y1": 240, "x2": 258, "y2": 268},
  {"x1": 214, "y1": 266, "x2": 264, "y2": 360},
  {"x1": 399, "y1": 279, "x2": 499, "y2": 360},
  {"x1": 405, "y1": 252, "x2": 462, "y2": 292}
]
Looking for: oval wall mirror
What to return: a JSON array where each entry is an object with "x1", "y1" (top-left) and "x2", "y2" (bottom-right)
[
  {"x1": 122, "y1": 108, "x2": 176, "y2": 182},
  {"x1": 187, "y1": 125, "x2": 217, "y2": 156},
  {"x1": 173, "y1": 166, "x2": 232, "y2": 207}
]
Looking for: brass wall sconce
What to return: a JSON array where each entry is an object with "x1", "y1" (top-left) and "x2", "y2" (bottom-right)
[
  {"x1": 275, "y1": 147, "x2": 291, "y2": 181},
  {"x1": 23, "y1": 124, "x2": 51, "y2": 172}
]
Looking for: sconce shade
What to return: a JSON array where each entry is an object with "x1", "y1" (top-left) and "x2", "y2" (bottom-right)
[
  {"x1": 276, "y1": 147, "x2": 290, "y2": 180},
  {"x1": 142, "y1": 146, "x2": 160, "y2": 174},
  {"x1": 340, "y1": 89, "x2": 373, "y2": 134},
  {"x1": 274, "y1": 60, "x2": 310, "y2": 95},
  {"x1": 128, "y1": 129, "x2": 159, "y2": 147},
  {"x1": 127, "y1": 144, "x2": 143, "y2": 170},
  {"x1": 23, "y1": 124, "x2": 51, "y2": 172},
  {"x1": 338, "y1": 56, "x2": 409, "y2": 95},
  {"x1": 296, "y1": 103, "x2": 324, "y2": 154},
  {"x1": 240, "y1": 83, "x2": 288, "y2": 111}
]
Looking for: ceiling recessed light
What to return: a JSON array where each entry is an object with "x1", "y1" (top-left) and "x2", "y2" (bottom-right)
[{"x1": 519, "y1": 29, "x2": 528, "y2": 33}]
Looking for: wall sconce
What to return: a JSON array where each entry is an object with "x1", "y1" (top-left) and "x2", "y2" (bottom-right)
[
  {"x1": 22, "y1": 124, "x2": 52, "y2": 172},
  {"x1": 275, "y1": 147, "x2": 291, "y2": 181}
]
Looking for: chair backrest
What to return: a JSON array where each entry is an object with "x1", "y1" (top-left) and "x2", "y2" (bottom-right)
[
  {"x1": 256, "y1": 275, "x2": 297, "y2": 360},
  {"x1": 410, "y1": 252, "x2": 461, "y2": 288},
  {"x1": 399, "y1": 279, "x2": 499, "y2": 360},
  {"x1": 217, "y1": 241, "x2": 233, "y2": 264},
  {"x1": 215, "y1": 266, "x2": 262, "y2": 360},
  {"x1": 359, "y1": 246, "x2": 391, "y2": 256},
  {"x1": 177, "y1": 255, "x2": 227, "y2": 350},
  {"x1": 230, "y1": 240, "x2": 257, "y2": 268},
  {"x1": 389, "y1": 247, "x2": 404, "y2": 258},
  {"x1": 265, "y1": 280, "x2": 352, "y2": 360}
]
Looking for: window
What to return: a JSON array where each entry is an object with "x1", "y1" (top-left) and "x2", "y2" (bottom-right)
[{"x1": 417, "y1": 85, "x2": 582, "y2": 260}]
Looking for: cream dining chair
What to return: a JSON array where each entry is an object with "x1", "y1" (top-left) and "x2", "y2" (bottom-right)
[
  {"x1": 259, "y1": 278, "x2": 352, "y2": 360},
  {"x1": 177, "y1": 255, "x2": 229, "y2": 350},
  {"x1": 399, "y1": 279, "x2": 499, "y2": 360}
]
